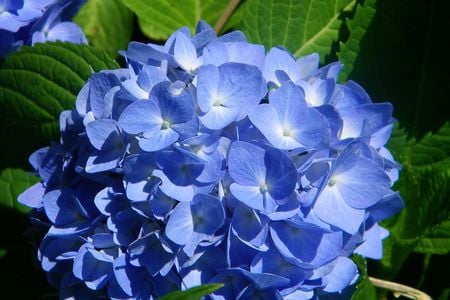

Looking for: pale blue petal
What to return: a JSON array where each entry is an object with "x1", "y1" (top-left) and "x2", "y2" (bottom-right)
[
  {"x1": 230, "y1": 184, "x2": 265, "y2": 211},
  {"x1": 139, "y1": 129, "x2": 179, "y2": 152},
  {"x1": 322, "y1": 257, "x2": 358, "y2": 293},
  {"x1": 166, "y1": 202, "x2": 193, "y2": 245},
  {"x1": 173, "y1": 32, "x2": 199, "y2": 72},
  {"x1": 119, "y1": 100, "x2": 162, "y2": 134},
  {"x1": 85, "y1": 119, "x2": 121, "y2": 150},
  {"x1": 228, "y1": 141, "x2": 266, "y2": 186},
  {"x1": 314, "y1": 186, "x2": 365, "y2": 234}
]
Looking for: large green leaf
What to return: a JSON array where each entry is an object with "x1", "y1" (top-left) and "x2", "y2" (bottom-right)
[
  {"x1": 0, "y1": 42, "x2": 118, "y2": 169},
  {"x1": 338, "y1": 0, "x2": 376, "y2": 80},
  {"x1": 414, "y1": 218, "x2": 450, "y2": 255},
  {"x1": 351, "y1": 255, "x2": 377, "y2": 300},
  {"x1": 0, "y1": 168, "x2": 39, "y2": 214},
  {"x1": 121, "y1": 0, "x2": 238, "y2": 40},
  {"x1": 74, "y1": 0, "x2": 134, "y2": 58},
  {"x1": 160, "y1": 284, "x2": 223, "y2": 300},
  {"x1": 242, "y1": 0, "x2": 357, "y2": 62},
  {"x1": 380, "y1": 123, "x2": 450, "y2": 276},
  {"x1": 338, "y1": 0, "x2": 450, "y2": 137}
]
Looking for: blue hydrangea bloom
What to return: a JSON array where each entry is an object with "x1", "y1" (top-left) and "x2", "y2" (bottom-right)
[
  {"x1": 0, "y1": 0, "x2": 86, "y2": 58},
  {"x1": 20, "y1": 20, "x2": 404, "y2": 299}
]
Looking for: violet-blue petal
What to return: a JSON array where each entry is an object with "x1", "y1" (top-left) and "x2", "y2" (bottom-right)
[
  {"x1": 270, "y1": 221, "x2": 342, "y2": 268},
  {"x1": 231, "y1": 205, "x2": 269, "y2": 248}
]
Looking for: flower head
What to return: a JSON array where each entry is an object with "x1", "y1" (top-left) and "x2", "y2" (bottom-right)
[{"x1": 20, "y1": 21, "x2": 404, "y2": 299}]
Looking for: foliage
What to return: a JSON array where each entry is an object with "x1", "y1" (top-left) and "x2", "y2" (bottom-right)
[
  {"x1": 0, "y1": 42, "x2": 119, "y2": 168},
  {"x1": 160, "y1": 284, "x2": 223, "y2": 300},
  {"x1": 74, "y1": 0, "x2": 134, "y2": 58}
]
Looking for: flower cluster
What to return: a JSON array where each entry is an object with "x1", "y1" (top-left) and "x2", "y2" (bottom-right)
[
  {"x1": 20, "y1": 21, "x2": 404, "y2": 299},
  {"x1": 0, "y1": 0, "x2": 86, "y2": 58}
]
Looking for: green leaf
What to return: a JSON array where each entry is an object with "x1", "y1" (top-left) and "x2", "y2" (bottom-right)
[
  {"x1": 241, "y1": 0, "x2": 357, "y2": 62},
  {"x1": 160, "y1": 284, "x2": 223, "y2": 300},
  {"x1": 439, "y1": 288, "x2": 450, "y2": 300},
  {"x1": 0, "y1": 42, "x2": 118, "y2": 168},
  {"x1": 74, "y1": 0, "x2": 134, "y2": 58},
  {"x1": 0, "y1": 249, "x2": 6, "y2": 258},
  {"x1": 121, "y1": 0, "x2": 235, "y2": 40},
  {"x1": 0, "y1": 168, "x2": 39, "y2": 214},
  {"x1": 351, "y1": 255, "x2": 377, "y2": 300},
  {"x1": 338, "y1": 0, "x2": 376, "y2": 80},
  {"x1": 414, "y1": 218, "x2": 450, "y2": 255},
  {"x1": 380, "y1": 123, "x2": 450, "y2": 276},
  {"x1": 337, "y1": 0, "x2": 450, "y2": 137}
]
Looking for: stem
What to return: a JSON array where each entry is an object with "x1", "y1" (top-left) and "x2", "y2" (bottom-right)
[
  {"x1": 214, "y1": 0, "x2": 241, "y2": 33},
  {"x1": 369, "y1": 277, "x2": 433, "y2": 300}
]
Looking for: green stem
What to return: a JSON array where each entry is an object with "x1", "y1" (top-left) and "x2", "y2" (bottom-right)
[{"x1": 214, "y1": 0, "x2": 241, "y2": 33}]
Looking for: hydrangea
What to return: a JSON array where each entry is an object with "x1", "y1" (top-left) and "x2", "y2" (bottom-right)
[
  {"x1": 0, "y1": 0, "x2": 86, "y2": 58},
  {"x1": 19, "y1": 21, "x2": 405, "y2": 299}
]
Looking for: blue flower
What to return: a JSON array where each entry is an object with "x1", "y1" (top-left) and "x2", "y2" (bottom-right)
[
  {"x1": 249, "y1": 81, "x2": 329, "y2": 150},
  {"x1": 1, "y1": 0, "x2": 86, "y2": 58},
  {"x1": 19, "y1": 20, "x2": 404, "y2": 299},
  {"x1": 119, "y1": 81, "x2": 195, "y2": 151},
  {"x1": 165, "y1": 194, "x2": 225, "y2": 255},
  {"x1": 228, "y1": 141, "x2": 297, "y2": 213},
  {"x1": 312, "y1": 143, "x2": 391, "y2": 234},
  {"x1": 196, "y1": 62, "x2": 266, "y2": 130}
]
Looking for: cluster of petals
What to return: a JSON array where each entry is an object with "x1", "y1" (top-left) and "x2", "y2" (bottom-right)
[
  {"x1": 20, "y1": 21, "x2": 404, "y2": 299},
  {"x1": 0, "y1": 0, "x2": 86, "y2": 57}
]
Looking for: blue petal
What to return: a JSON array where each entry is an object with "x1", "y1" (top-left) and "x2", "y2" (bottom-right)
[
  {"x1": 354, "y1": 222, "x2": 389, "y2": 259},
  {"x1": 228, "y1": 141, "x2": 266, "y2": 186},
  {"x1": 154, "y1": 170, "x2": 195, "y2": 202},
  {"x1": 231, "y1": 205, "x2": 269, "y2": 248},
  {"x1": 119, "y1": 99, "x2": 162, "y2": 134},
  {"x1": 296, "y1": 53, "x2": 320, "y2": 78},
  {"x1": 270, "y1": 221, "x2": 342, "y2": 268},
  {"x1": 173, "y1": 32, "x2": 200, "y2": 72},
  {"x1": 227, "y1": 42, "x2": 265, "y2": 69},
  {"x1": 251, "y1": 248, "x2": 305, "y2": 292},
  {"x1": 264, "y1": 146, "x2": 297, "y2": 200},
  {"x1": 166, "y1": 202, "x2": 193, "y2": 245},
  {"x1": 191, "y1": 194, "x2": 225, "y2": 235},
  {"x1": 368, "y1": 191, "x2": 404, "y2": 222},
  {"x1": 263, "y1": 47, "x2": 300, "y2": 86},
  {"x1": 151, "y1": 81, "x2": 195, "y2": 124},
  {"x1": 138, "y1": 65, "x2": 168, "y2": 92},
  {"x1": 123, "y1": 154, "x2": 160, "y2": 202},
  {"x1": 331, "y1": 146, "x2": 391, "y2": 209},
  {"x1": 313, "y1": 186, "x2": 366, "y2": 234},
  {"x1": 46, "y1": 22, "x2": 87, "y2": 44},
  {"x1": 128, "y1": 231, "x2": 175, "y2": 276},
  {"x1": 139, "y1": 128, "x2": 179, "y2": 152},
  {"x1": 322, "y1": 257, "x2": 358, "y2": 293},
  {"x1": 18, "y1": 182, "x2": 45, "y2": 208},
  {"x1": 43, "y1": 189, "x2": 87, "y2": 226},
  {"x1": 230, "y1": 184, "x2": 265, "y2": 211},
  {"x1": 197, "y1": 63, "x2": 264, "y2": 129},
  {"x1": 113, "y1": 255, "x2": 148, "y2": 297},
  {"x1": 202, "y1": 41, "x2": 229, "y2": 66},
  {"x1": 85, "y1": 148, "x2": 123, "y2": 173},
  {"x1": 72, "y1": 244, "x2": 113, "y2": 290}
]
